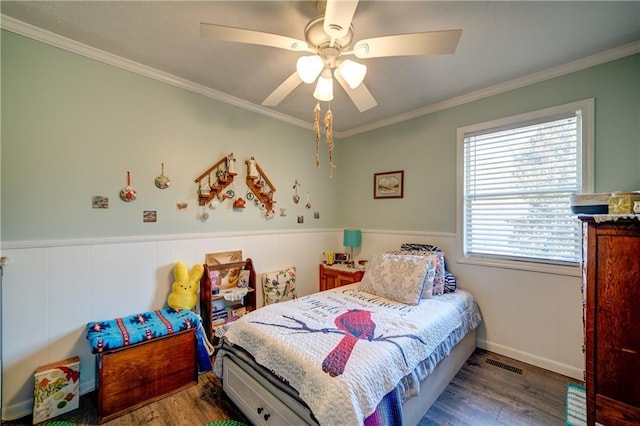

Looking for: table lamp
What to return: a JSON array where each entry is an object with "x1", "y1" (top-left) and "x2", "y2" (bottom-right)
[{"x1": 343, "y1": 229, "x2": 362, "y2": 267}]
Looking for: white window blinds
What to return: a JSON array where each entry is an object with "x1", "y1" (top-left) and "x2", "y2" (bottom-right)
[{"x1": 462, "y1": 113, "x2": 583, "y2": 265}]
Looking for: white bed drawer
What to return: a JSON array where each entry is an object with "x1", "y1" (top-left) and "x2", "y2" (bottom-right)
[{"x1": 223, "y1": 359, "x2": 308, "y2": 425}]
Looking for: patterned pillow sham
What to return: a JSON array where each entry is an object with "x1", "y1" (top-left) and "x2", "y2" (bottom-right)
[
  {"x1": 388, "y1": 249, "x2": 445, "y2": 296},
  {"x1": 262, "y1": 266, "x2": 297, "y2": 305},
  {"x1": 399, "y1": 243, "x2": 459, "y2": 293},
  {"x1": 358, "y1": 253, "x2": 431, "y2": 305},
  {"x1": 401, "y1": 243, "x2": 442, "y2": 252},
  {"x1": 444, "y1": 271, "x2": 457, "y2": 293}
]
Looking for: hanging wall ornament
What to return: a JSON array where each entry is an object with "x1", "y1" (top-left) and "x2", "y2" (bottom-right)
[
  {"x1": 324, "y1": 107, "x2": 335, "y2": 178},
  {"x1": 305, "y1": 192, "x2": 311, "y2": 209},
  {"x1": 154, "y1": 162, "x2": 171, "y2": 189},
  {"x1": 314, "y1": 102, "x2": 321, "y2": 168},
  {"x1": 292, "y1": 180, "x2": 301, "y2": 204},
  {"x1": 199, "y1": 205, "x2": 209, "y2": 221},
  {"x1": 120, "y1": 171, "x2": 137, "y2": 202}
]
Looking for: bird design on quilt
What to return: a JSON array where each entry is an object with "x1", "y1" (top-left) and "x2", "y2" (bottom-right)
[
  {"x1": 322, "y1": 309, "x2": 375, "y2": 377},
  {"x1": 252, "y1": 310, "x2": 428, "y2": 378}
]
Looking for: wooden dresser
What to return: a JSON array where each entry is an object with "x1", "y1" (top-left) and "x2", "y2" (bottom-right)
[
  {"x1": 580, "y1": 216, "x2": 640, "y2": 425},
  {"x1": 319, "y1": 264, "x2": 364, "y2": 291}
]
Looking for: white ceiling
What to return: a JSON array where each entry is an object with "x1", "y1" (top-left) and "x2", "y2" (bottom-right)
[{"x1": 1, "y1": 1, "x2": 639, "y2": 136}]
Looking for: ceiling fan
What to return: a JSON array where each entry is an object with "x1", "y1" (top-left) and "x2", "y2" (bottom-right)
[{"x1": 200, "y1": 0, "x2": 462, "y2": 113}]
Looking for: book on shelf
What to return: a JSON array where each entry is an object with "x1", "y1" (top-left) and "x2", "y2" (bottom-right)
[
  {"x1": 230, "y1": 305, "x2": 246, "y2": 318},
  {"x1": 212, "y1": 318, "x2": 227, "y2": 328}
]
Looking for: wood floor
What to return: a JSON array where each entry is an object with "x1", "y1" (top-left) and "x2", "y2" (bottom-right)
[
  {"x1": 3, "y1": 348, "x2": 581, "y2": 425},
  {"x1": 420, "y1": 348, "x2": 582, "y2": 425}
]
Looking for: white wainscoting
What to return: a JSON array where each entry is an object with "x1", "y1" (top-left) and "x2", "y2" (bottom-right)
[
  {"x1": 1, "y1": 228, "x2": 584, "y2": 420},
  {"x1": 1, "y1": 229, "x2": 338, "y2": 420}
]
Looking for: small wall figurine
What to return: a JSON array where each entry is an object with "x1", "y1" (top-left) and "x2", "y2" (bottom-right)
[
  {"x1": 200, "y1": 179, "x2": 211, "y2": 196},
  {"x1": 247, "y1": 156, "x2": 259, "y2": 179},
  {"x1": 227, "y1": 153, "x2": 237, "y2": 176},
  {"x1": 233, "y1": 197, "x2": 246, "y2": 209}
]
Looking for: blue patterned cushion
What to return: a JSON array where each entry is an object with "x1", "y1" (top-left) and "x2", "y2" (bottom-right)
[{"x1": 86, "y1": 308, "x2": 201, "y2": 353}]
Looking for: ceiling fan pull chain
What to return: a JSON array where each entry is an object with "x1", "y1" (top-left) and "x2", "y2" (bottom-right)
[{"x1": 314, "y1": 102, "x2": 321, "y2": 168}]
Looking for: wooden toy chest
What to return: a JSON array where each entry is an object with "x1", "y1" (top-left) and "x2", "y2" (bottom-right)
[{"x1": 96, "y1": 329, "x2": 197, "y2": 423}]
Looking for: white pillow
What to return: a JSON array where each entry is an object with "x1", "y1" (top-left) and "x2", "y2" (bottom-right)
[{"x1": 358, "y1": 253, "x2": 431, "y2": 305}]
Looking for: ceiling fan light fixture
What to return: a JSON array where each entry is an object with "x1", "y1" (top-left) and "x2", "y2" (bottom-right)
[
  {"x1": 338, "y1": 59, "x2": 367, "y2": 89},
  {"x1": 313, "y1": 70, "x2": 334, "y2": 102},
  {"x1": 296, "y1": 55, "x2": 324, "y2": 84}
]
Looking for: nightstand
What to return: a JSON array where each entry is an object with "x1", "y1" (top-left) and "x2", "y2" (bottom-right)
[{"x1": 319, "y1": 264, "x2": 365, "y2": 291}]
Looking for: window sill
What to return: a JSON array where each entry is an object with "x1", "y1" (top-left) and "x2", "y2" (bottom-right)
[{"x1": 457, "y1": 255, "x2": 582, "y2": 277}]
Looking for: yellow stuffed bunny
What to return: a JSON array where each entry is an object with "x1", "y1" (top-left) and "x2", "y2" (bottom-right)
[{"x1": 167, "y1": 262, "x2": 204, "y2": 310}]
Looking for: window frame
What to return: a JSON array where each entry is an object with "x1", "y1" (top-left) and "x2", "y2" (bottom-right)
[{"x1": 456, "y1": 98, "x2": 594, "y2": 276}]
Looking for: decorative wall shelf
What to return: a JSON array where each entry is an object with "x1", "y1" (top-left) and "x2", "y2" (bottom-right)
[
  {"x1": 194, "y1": 153, "x2": 237, "y2": 206},
  {"x1": 245, "y1": 157, "x2": 277, "y2": 213}
]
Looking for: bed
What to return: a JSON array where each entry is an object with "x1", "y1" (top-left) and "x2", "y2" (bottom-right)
[{"x1": 214, "y1": 251, "x2": 482, "y2": 425}]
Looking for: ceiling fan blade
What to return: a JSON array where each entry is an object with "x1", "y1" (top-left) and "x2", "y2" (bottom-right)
[
  {"x1": 353, "y1": 29, "x2": 463, "y2": 59},
  {"x1": 335, "y1": 72, "x2": 377, "y2": 112},
  {"x1": 323, "y1": 0, "x2": 359, "y2": 40},
  {"x1": 262, "y1": 72, "x2": 303, "y2": 107},
  {"x1": 200, "y1": 23, "x2": 312, "y2": 52}
]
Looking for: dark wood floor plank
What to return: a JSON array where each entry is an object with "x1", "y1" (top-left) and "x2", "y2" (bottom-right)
[{"x1": 3, "y1": 348, "x2": 581, "y2": 425}]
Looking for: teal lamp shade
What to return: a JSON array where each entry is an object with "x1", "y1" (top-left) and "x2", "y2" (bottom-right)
[{"x1": 343, "y1": 229, "x2": 362, "y2": 249}]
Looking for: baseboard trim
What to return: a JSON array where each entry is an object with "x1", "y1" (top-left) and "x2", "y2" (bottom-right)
[
  {"x1": 1, "y1": 379, "x2": 95, "y2": 421},
  {"x1": 477, "y1": 338, "x2": 583, "y2": 381}
]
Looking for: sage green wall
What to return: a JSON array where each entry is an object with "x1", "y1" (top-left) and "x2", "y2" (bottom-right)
[
  {"x1": 339, "y1": 54, "x2": 640, "y2": 232},
  {"x1": 3, "y1": 29, "x2": 638, "y2": 241},
  {"x1": 1, "y1": 30, "x2": 339, "y2": 242}
]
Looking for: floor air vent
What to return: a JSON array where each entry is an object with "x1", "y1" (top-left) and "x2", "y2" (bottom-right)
[{"x1": 485, "y1": 358, "x2": 525, "y2": 376}]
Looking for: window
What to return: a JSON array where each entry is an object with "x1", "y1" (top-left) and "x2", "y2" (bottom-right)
[{"x1": 457, "y1": 99, "x2": 594, "y2": 269}]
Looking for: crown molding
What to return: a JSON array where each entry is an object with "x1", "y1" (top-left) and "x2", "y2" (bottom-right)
[
  {"x1": 2, "y1": 14, "x2": 637, "y2": 139},
  {"x1": 339, "y1": 40, "x2": 640, "y2": 138}
]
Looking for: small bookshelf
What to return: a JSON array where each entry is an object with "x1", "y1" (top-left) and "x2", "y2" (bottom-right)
[{"x1": 199, "y1": 258, "x2": 256, "y2": 344}]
